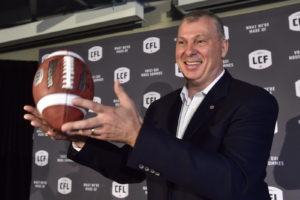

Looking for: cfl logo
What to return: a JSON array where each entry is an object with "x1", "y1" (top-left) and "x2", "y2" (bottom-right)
[
  {"x1": 112, "y1": 182, "x2": 129, "y2": 198},
  {"x1": 35, "y1": 150, "x2": 49, "y2": 166},
  {"x1": 249, "y1": 49, "x2": 272, "y2": 70},
  {"x1": 143, "y1": 37, "x2": 160, "y2": 54},
  {"x1": 223, "y1": 25, "x2": 229, "y2": 40},
  {"x1": 175, "y1": 63, "x2": 184, "y2": 78},
  {"x1": 289, "y1": 11, "x2": 300, "y2": 31},
  {"x1": 57, "y1": 177, "x2": 72, "y2": 195},
  {"x1": 114, "y1": 67, "x2": 130, "y2": 84},
  {"x1": 88, "y1": 46, "x2": 103, "y2": 62},
  {"x1": 295, "y1": 80, "x2": 300, "y2": 97},
  {"x1": 143, "y1": 91, "x2": 161, "y2": 109},
  {"x1": 268, "y1": 186, "x2": 283, "y2": 200}
]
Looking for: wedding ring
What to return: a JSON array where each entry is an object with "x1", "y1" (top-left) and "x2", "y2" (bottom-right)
[{"x1": 90, "y1": 128, "x2": 96, "y2": 136}]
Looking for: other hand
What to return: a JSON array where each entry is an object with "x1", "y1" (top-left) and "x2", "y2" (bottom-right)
[{"x1": 23, "y1": 105, "x2": 86, "y2": 145}]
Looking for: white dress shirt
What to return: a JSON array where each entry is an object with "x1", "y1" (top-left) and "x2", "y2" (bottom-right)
[{"x1": 176, "y1": 70, "x2": 225, "y2": 139}]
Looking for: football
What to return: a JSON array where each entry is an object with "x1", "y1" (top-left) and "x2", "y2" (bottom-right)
[{"x1": 32, "y1": 50, "x2": 94, "y2": 131}]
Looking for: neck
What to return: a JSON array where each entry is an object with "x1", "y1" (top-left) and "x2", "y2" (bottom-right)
[
  {"x1": 186, "y1": 69, "x2": 224, "y2": 98},
  {"x1": 187, "y1": 83, "x2": 208, "y2": 98}
]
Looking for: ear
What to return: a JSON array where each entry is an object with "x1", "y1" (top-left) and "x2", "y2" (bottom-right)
[{"x1": 221, "y1": 39, "x2": 229, "y2": 58}]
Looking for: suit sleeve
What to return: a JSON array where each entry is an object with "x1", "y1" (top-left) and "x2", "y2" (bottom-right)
[
  {"x1": 127, "y1": 92, "x2": 278, "y2": 199},
  {"x1": 67, "y1": 138, "x2": 146, "y2": 184}
]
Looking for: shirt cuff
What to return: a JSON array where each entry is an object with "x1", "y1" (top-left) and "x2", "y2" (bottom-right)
[{"x1": 72, "y1": 142, "x2": 82, "y2": 152}]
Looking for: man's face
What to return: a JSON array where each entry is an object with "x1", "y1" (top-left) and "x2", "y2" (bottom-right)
[{"x1": 176, "y1": 16, "x2": 228, "y2": 89}]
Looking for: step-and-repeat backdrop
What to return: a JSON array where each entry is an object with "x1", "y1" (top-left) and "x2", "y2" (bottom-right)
[{"x1": 30, "y1": 4, "x2": 300, "y2": 200}]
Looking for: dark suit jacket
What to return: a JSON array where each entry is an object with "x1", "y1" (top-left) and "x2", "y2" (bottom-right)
[{"x1": 68, "y1": 71, "x2": 278, "y2": 200}]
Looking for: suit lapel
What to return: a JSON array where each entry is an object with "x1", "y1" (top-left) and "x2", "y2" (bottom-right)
[
  {"x1": 166, "y1": 93, "x2": 182, "y2": 136},
  {"x1": 183, "y1": 71, "x2": 232, "y2": 139}
]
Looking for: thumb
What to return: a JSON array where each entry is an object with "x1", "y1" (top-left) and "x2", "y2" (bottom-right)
[{"x1": 114, "y1": 80, "x2": 132, "y2": 107}]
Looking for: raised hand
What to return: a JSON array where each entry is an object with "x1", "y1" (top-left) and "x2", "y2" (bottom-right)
[{"x1": 61, "y1": 81, "x2": 143, "y2": 147}]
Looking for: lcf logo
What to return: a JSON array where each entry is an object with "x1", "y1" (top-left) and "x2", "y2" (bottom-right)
[
  {"x1": 35, "y1": 150, "x2": 49, "y2": 166},
  {"x1": 57, "y1": 177, "x2": 72, "y2": 195},
  {"x1": 248, "y1": 49, "x2": 272, "y2": 70},
  {"x1": 289, "y1": 11, "x2": 300, "y2": 31},
  {"x1": 143, "y1": 37, "x2": 160, "y2": 54},
  {"x1": 88, "y1": 46, "x2": 103, "y2": 62},
  {"x1": 112, "y1": 182, "x2": 129, "y2": 198},
  {"x1": 268, "y1": 186, "x2": 283, "y2": 200},
  {"x1": 143, "y1": 91, "x2": 161, "y2": 109},
  {"x1": 114, "y1": 67, "x2": 130, "y2": 83}
]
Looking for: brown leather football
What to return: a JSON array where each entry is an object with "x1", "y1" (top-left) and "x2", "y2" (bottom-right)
[{"x1": 32, "y1": 50, "x2": 94, "y2": 131}]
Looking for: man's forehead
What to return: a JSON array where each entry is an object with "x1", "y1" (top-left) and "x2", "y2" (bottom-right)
[{"x1": 178, "y1": 17, "x2": 218, "y2": 36}]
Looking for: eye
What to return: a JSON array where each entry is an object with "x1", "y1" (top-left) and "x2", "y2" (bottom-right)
[
  {"x1": 196, "y1": 40, "x2": 206, "y2": 45},
  {"x1": 176, "y1": 40, "x2": 185, "y2": 46}
]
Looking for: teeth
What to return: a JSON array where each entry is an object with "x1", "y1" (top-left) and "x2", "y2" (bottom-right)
[{"x1": 185, "y1": 61, "x2": 202, "y2": 65}]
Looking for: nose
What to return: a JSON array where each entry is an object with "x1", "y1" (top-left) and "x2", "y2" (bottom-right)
[{"x1": 185, "y1": 43, "x2": 197, "y2": 57}]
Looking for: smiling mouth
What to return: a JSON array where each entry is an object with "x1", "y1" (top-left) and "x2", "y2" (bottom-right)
[{"x1": 184, "y1": 61, "x2": 203, "y2": 65}]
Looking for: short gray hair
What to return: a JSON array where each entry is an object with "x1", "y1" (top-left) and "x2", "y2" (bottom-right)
[{"x1": 181, "y1": 10, "x2": 225, "y2": 40}]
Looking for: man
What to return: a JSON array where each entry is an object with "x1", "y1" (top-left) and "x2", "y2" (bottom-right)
[{"x1": 24, "y1": 11, "x2": 278, "y2": 200}]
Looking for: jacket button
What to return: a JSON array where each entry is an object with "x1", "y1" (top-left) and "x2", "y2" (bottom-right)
[
  {"x1": 139, "y1": 164, "x2": 144, "y2": 170},
  {"x1": 155, "y1": 172, "x2": 160, "y2": 176},
  {"x1": 145, "y1": 167, "x2": 150, "y2": 172}
]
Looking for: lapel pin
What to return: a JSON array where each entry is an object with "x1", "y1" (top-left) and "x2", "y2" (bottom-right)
[{"x1": 209, "y1": 105, "x2": 215, "y2": 110}]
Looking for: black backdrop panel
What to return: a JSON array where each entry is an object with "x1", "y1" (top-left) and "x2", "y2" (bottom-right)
[{"x1": 30, "y1": 4, "x2": 300, "y2": 200}]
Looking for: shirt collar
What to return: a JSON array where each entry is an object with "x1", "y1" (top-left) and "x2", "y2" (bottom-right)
[{"x1": 180, "y1": 69, "x2": 225, "y2": 103}]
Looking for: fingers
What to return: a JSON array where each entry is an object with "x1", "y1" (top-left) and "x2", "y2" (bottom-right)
[
  {"x1": 71, "y1": 98, "x2": 107, "y2": 113},
  {"x1": 23, "y1": 105, "x2": 35, "y2": 112},
  {"x1": 23, "y1": 111, "x2": 43, "y2": 128},
  {"x1": 114, "y1": 80, "x2": 133, "y2": 107},
  {"x1": 61, "y1": 116, "x2": 101, "y2": 133},
  {"x1": 38, "y1": 128, "x2": 70, "y2": 141},
  {"x1": 23, "y1": 105, "x2": 44, "y2": 125},
  {"x1": 23, "y1": 105, "x2": 89, "y2": 142},
  {"x1": 23, "y1": 105, "x2": 54, "y2": 134},
  {"x1": 65, "y1": 128, "x2": 103, "y2": 140},
  {"x1": 24, "y1": 105, "x2": 41, "y2": 117}
]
